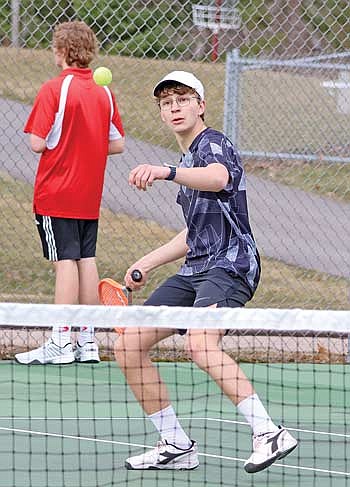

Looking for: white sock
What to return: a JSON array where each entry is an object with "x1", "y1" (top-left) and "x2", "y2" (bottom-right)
[
  {"x1": 78, "y1": 326, "x2": 95, "y2": 346},
  {"x1": 237, "y1": 393, "x2": 279, "y2": 436},
  {"x1": 51, "y1": 325, "x2": 71, "y2": 347},
  {"x1": 149, "y1": 405, "x2": 192, "y2": 449}
]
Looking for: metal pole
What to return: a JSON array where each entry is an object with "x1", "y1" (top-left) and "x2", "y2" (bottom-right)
[
  {"x1": 224, "y1": 48, "x2": 240, "y2": 146},
  {"x1": 212, "y1": 0, "x2": 222, "y2": 61},
  {"x1": 11, "y1": 0, "x2": 20, "y2": 47}
]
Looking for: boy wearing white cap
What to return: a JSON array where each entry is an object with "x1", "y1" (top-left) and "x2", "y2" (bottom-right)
[{"x1": 115, "y1": 71, "x2": 298, "y2": 472}]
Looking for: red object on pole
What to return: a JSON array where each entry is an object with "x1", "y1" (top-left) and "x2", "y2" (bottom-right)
[
  {"x1": 212, "y1": 0, "x2": 222, "y2": 61},
  {"x1": 212, "y1": 32, "x2": 219, "y2": 62}
]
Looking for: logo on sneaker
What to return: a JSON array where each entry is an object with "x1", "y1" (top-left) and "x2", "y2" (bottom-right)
[
  {"x1": 266, "y1": 429, "x2": 284, "y2": 454},
  {"x1": 59, "y1": 326, "x2": 70, "y2": 332},
  {"x1": 244, "y1": 427, "x2": 297, "y2": 474},
  {"x1": 158, "y1": 448, "x2": 191, "y2": 465}
]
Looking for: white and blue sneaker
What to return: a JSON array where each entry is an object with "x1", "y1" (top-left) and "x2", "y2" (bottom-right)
[
  {"x1": 244, "y1": 426, "x2": 298, "y2": 473},
  {"x1": 15, "y1": 339, "x2": 75, "y2": 365},
  {"x1": 125, "y1": 439, "x2": 199, "y2": 470},
  {"x1": 74, "y1": 342, "x2": 100, "y2": 363}
]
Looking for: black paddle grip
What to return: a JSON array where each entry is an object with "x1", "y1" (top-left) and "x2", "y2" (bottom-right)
[{"x1": 131, "y1": 269, "x2": 143, "y2": 282}]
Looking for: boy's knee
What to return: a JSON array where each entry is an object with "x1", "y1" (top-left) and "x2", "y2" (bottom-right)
[
  {"x1": 113, "y1": 339, "x2": 124, "y2": 365},
  {"x1": 184, "y1": 338, "x2": 205, "y2": 367},
  {"x1": 114, "y1": 337, "x2": 149, "y2": 368},
  {"x1": 184, "y1": 333, "x2": 221, "y2": 371}
]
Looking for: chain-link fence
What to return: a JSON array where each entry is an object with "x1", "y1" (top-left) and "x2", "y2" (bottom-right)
[{"x1": 0, "y1": 0, "x2": 349, "y2": 309}]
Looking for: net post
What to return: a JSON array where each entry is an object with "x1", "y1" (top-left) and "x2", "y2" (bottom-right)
[{"x1": 224, "y1": 48, "x2": 240, "y2": 146}]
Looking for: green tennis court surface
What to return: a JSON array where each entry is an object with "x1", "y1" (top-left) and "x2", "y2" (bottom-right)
[{"x1": 0, "y1": 361, "x2": 349, "y2": 487}]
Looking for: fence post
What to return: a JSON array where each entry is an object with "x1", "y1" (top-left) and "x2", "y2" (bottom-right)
[
  {"x1": 11, "y1": 0, "x2": 20, "y2": 47},
  {"x1": 224, "y1": 48, "x2": 240, "y2": 147},
  {"x1": 337, "y1": 70, "x2": 350, "y2": 114}
]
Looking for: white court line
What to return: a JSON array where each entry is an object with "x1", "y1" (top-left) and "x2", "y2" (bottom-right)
[
  {"x1": 0, "y1": 424, "x2": 349, "y2": 478},
  {"x1": 1, "y1": 416, "x2": 349, "y2": 439}
]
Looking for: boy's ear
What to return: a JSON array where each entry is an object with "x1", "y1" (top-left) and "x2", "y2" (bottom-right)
[
  {"x1": 198, "y1": 99, "x2": 206, "y2": 117},
  {"x1": 56, "y1": 47, "x2": 66, "y2": 58},
  {"x1": 54, "y1": 48, "x2": 68, "y2": 68}
]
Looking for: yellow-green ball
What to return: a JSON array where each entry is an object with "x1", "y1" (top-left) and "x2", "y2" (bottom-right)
[{"x1": 93, "y1": 67, "x2": 112, "y2": 86}]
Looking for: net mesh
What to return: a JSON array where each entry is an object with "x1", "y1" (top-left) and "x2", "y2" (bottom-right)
[{"x1": 0, "y1": 303, "x2": 349, "y2": 487}]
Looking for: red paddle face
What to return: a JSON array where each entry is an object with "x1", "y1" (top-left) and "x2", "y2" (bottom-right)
[
  {"x1": 98, "y1": 278, "x2": 129, "y2": 306},
  {"x1": 98, "y1": 278, "x2": 130, "y2": 333},
  {"x1": 98, "y1": 270, "x2": 142, "y2": 334}
]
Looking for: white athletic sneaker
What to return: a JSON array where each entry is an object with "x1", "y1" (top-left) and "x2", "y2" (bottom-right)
[
  {"x1": 125, "y1": 440, "x2": 199, "y2": 470},
  {"x1": 14, "y1": 339, "x2": 75, "y2": 365},
  {"x1": 244, "y1": 426, "x2": 298, "y2": 473},
  {"x1": 74, "y1": 342, "x2": 100, "y2": 363}
]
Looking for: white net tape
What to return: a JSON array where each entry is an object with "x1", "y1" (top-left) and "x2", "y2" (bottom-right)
[{"x1": 0, "y1": 303, "x2": 349, "y2": 332}]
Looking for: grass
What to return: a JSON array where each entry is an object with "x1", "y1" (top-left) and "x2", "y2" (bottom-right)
[
  {"x1": 0, "y1": 47, "x2": 349, "y2": 202},
  {"x1": 245, "y1": 158, "x2": 350, "y2": 202},
  {"x1": 0, "y1": 172, "x2": 348, "y2": 309}
]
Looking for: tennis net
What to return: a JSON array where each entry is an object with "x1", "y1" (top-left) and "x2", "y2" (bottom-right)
[{"x1": 0, "y1": 303, "x2": 349, "y2": 487}]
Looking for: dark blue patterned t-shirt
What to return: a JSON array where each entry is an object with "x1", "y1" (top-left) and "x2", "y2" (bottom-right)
[{"x1": 176, "y1": 127, "x2": 260, "y2": 292}]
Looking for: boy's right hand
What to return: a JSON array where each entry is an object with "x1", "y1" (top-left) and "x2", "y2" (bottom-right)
[{"x1": 129, "y1": 164, "x2": 170, "y2": 191}]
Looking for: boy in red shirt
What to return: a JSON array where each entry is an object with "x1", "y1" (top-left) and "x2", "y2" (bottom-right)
[{"x1": 15, "y1": 21, "x2": 125, "y2": 365}]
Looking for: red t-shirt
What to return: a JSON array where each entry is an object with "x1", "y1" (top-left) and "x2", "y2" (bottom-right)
[{"x1": 24, "y1": 67, "x2": 124, "y2": 219}]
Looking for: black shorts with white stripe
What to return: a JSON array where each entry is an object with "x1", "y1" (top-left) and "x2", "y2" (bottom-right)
[{"x1": 35, "y1": 215, "x2": 98, "y2": 261}]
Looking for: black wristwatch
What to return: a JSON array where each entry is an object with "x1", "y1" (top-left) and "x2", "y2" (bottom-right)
[{"x1": 165, "y1": 165, "x2": 177, "y2": 181}]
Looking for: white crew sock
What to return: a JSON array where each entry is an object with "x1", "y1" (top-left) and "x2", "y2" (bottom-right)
[
  {"x1": 149, "y1": 405, "x2": 192, "y2": 449},
  {"x1": 237, "y1": 393, "x2": 279, "y2": 436},
  {"x1": 78, "y1": 325, "x2": 95, "y2": 346},
  {"x1": 51, "y1": 325, "x2": 71, "y2": 347}
]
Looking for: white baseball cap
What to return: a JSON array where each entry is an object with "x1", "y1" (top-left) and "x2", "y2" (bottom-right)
[{"x1": 153, "y1": 71, "x2": 205, "y2": 100}]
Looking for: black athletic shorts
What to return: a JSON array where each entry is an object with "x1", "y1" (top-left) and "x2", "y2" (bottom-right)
[
  {"x1": 35, "y1": 215, "x2": 98, "y2": 261},
  {"x1": 144, "y1": 267, "x2": 253, "y2": 335}
]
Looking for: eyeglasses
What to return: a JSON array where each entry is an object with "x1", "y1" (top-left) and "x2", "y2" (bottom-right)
[{"x1": 158, "y1": 95, "x2": 200, "y2": 111}]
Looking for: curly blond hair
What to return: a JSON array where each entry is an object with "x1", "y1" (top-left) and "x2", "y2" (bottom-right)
[{"x1": 53, "y1": 21, "x2": 98, "y2": 68}]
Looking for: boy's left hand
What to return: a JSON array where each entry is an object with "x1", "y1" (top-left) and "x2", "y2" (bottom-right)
[{"x1": 124, "y1": 267, "x2": 147, "y2": 290}]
